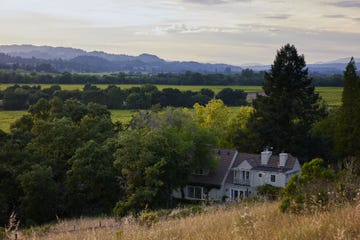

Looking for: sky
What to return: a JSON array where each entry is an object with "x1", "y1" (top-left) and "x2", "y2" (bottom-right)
[{"x1": 0, "y1": 0, "x2": 359, "y2": 65}]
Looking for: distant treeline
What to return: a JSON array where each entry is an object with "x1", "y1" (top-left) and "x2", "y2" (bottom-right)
[
  {"x1": 0, "y1": 84, "x2": 247, "y2": 110},
  {"x1": 0, "y1": 70, "x2": 344, "y2": 86}
]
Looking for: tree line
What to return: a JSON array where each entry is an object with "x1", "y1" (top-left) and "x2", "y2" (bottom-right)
[
  {"x1": 0, "y1": 69, "x2": 344, "y2": 86},
  {"x1": 0, "y1": 84, "x2": 247, "y2": 110}
]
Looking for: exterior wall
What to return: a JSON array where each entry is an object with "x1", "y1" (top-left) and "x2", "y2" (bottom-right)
[
  {"x1": 224, "y1": 183, "x2": 255, "y2": 201},
  {"x1": 207, "y1": 188, "x2": 222, "y2": 201},
  {"x1": 251, "y1": 171, "x2": 287, "y2": 188},
  {"x1": 172, "y1": 189, "x2": 183, "y2": 199}
]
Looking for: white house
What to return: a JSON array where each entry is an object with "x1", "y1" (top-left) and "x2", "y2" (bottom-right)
[{"x1": 172, "y1": 148, "x2": 301, "y2": 202}]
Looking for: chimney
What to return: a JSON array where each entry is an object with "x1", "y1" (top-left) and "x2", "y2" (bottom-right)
[
  {"x1": 279, "y1": 153, "x2": 288, "y2": 167},
  {"x1": 261, "y1": 148, "x2": 272, "y2": 165}
]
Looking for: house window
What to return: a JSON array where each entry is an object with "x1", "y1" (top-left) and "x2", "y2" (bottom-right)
[
  {"x1": 187, "y1": 186, "x2": 203, "y2": 199},
  {"x1": 230, "y1": 189, "x2": 244, "y2": 201},
  {"x1": 258, "y1": 173, "x2": 262, "y2": 178},
  {"x1": 234, "y1": 170, "x2": 250, "y2": 185},
  {"x1": 271, "y1": 175, "x2": 276, "y2": 182}
]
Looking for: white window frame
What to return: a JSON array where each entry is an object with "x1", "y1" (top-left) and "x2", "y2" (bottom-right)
[
  {"x1": 187, "y1": 185, "x2": 204, "y2": 200},
  {"x1": 230, "y1": 188, "x2": 244, "y2": 201}
]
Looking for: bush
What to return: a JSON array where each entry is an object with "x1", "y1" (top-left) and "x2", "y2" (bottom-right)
[
  {"x1": 170, "y1": 205, "x2": 203, "y2": 219},
  {"x1": 257, "y1": 184, "x2": 282, "y2": 200},
  {"x1": 113, "y1": 201, "x2": 130, "y2": 219},
  {"x1": 279, "y1": 158, "x2": 338, "y2": 213},
  {"x1": 139, "y1": 211, "x2": 159, "y2": 227}
]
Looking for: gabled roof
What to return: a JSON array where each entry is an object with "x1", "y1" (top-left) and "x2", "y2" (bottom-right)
[
  {"x1": 232, "y1": 152, "x2": 297, "y2": 169},
  {"x1": 226, "y1": 152, "x2": 298, "y2": 184},
  {"x1": 189, "y1": 149, "x2": 299, "y2": 187},
  {"x1": 189, "y1": 149, "x2": 237, "y2": 187}
]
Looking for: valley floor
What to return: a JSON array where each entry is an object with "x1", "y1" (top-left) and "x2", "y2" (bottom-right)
[{"x1": 15, "y1": 201, "x2": 360, "y2": 240}]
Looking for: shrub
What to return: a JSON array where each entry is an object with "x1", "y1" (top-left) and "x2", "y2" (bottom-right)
[
  {"x1": 257, "y1": 184, "x2": 282, "y2": 200},
  {"x1": 280, "y1": 158, "x2": 339, "y2": 213},
  {"x1": 113, "y1": 201, "x2": 130, "y2": 219},
  {"x1": 139, "y1": 211, "x2": 159, "y2": 227},
  {"x1": 170, "y1": 205, "x2": 203, "y2": 219}
]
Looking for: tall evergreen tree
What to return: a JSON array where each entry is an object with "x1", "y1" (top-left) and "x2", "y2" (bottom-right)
[
  {"x1": 335, "y1": 57, "x2": 360, "y2": 168},
  {"x1": 246, "y1": 44, "x2": 326, "y2": 158}
]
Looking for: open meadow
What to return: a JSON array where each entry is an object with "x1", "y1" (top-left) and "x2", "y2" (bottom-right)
[{"x1": 11, "y1": 201, "x2": 360, "y2": 240}]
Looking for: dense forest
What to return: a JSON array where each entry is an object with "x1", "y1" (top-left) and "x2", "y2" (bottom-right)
[
  {"x1": 0, "y1": 69, "x2": 344, "y2": 86},
  {"x1": 0, "y1": 84, "x2": 247, "y2": 110},
  {"x1": 0, "y1": 44, "x2": 359, "y2": 228}
]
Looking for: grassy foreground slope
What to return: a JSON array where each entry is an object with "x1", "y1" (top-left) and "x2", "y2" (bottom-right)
[{"x1": 17, "y1": 201, "x2": 360, "y2": 240}]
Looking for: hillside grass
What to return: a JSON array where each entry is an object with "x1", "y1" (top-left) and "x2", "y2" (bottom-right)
[{"x1": 15, "y1": 201, "x2": 360, "y2": 240}]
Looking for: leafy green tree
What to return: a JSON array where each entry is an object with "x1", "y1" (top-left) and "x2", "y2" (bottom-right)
[
  {"x1": 65, "y1": 140, "x2": 118, "y2": 216},
  {"x1": 335, "y1": 57, "x2": 360, "y2": 170},
  {"x1": 28, "y1": 98, "x2": 51, "y2": 120},
  {"x1": 228, "y1": 106, "x2": 253, "y2": 150},
  {"x1": 3, "y1": 87, "x2": 29, "y2": 110},
  {"x1": 194, "y1": 99, "x2": 231, "y2": 147},
  {"x1": 104, "y1": 85, "x2": 125, "y2": 109},
  {"x1": 247, "y1": 44, "x2": 326, "y2": 158},
  {"x1": 216, "y1": 88, "x2": 247, "y2": 106},
  {"x1": 310, "y1": 108, "x2": 339, "y2": 164},
  {"x1": 114, "y1": 108, "x2": 216, "y2": 216},
  {"x1": 17, "y1": 164, "x2": 58, "y2": 225}
]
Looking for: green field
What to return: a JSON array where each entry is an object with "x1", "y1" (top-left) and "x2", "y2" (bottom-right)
[{"x1": 0, "y1": 110, "x2": 27, "y2": 132}]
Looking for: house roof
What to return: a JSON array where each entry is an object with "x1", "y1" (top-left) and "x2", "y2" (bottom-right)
[
  {"x1": 232, "y1": 152, "x2": 297, "y2": 169},
  {"x1": 189, "y1": 149, "x2": 298, "y2": 187},
  {"x1": 226, "y1": 152, "x2": 298, "y2": 184},
  {"x1": 189, "y1": 149, "x2": 237, "y2": 187}
]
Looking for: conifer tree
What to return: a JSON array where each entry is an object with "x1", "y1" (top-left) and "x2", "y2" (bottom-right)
[
  {"x1": 247, "y1": 44, "x2": 326, "y2": 158},
  {"x1": 335, "y1": 57, "x2": 360, "y2": 167}
]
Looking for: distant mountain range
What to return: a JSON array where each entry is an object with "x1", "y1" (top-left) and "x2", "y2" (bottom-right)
[
  {"x1": 0, "y1": 45, "x2": 242, "y2": 74},
  {"x1": 0, "y1": 44, "x2": 358, "y2": 74}
]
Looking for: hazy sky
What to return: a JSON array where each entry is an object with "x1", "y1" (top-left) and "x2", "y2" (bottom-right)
[{"x1": 0, "y1": 0, "x2": 359, "y2": 65}]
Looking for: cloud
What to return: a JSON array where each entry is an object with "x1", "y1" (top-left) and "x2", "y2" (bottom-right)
[
  {"x1": 182, "y1": 0, "x2": 250, "y2": 5},
  {"x1": 331, "y1": 1, "x2": 360, "y2": 8},
  {"x1": 323, "y1": 14, "x2": 348, "y2": 18},
  {"x1": 264, "y1": 14, "x2": 291, "y2": 20}
]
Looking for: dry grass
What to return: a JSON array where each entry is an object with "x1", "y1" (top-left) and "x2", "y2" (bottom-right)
[{"x1": 19, "y1": 201, "x2": 360, "y2": 240}]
